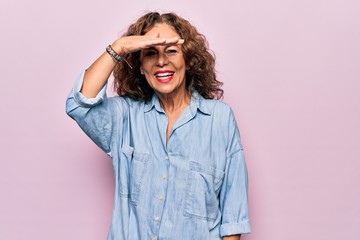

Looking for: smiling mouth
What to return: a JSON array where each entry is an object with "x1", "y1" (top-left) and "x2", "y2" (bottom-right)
[{"x1": 154, "y1": 71, "x2": 175, "y2": 83}]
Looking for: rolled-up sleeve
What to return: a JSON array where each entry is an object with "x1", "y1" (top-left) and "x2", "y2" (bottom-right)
[
  {"x1": 67, "y1": 70, "x2": 108, "y2": 108},
  {"x1": 219, "y1": 110, "x2": 251, "y2": 237},
  {"x1": 65, "y1": 70, "x2": 127, "y2": 156}
]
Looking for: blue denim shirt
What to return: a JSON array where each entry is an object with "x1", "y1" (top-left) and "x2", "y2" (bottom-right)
[{"x1": 66, "y1": 71, "x2": 251, "y2": 239}]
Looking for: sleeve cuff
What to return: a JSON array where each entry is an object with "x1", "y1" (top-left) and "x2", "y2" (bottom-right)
[
  {"x1": 220, "y1": 221, "x2": 251, "y2": 237},
  {"x1": 73, "y1": 70, "x2": 108, "y2": 107}
]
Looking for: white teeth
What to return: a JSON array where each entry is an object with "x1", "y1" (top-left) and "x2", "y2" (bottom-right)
[{"x1": 155, "y1": 72, "x2": 174, "y2": 77}]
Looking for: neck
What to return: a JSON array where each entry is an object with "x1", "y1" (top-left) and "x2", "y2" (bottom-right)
[{"x1": 157, "y1": 89, "x2": 191, "y2": 114}]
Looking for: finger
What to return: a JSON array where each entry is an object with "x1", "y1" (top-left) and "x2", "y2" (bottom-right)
[
  {"x1": 151, "y1": 37, "x2": 184, "y2": 46},
  {"x1": 176, "y1": 39, "x2": 185, "y2": 44},
  {"x1": 143, "y1": 38, "x2": 167, "y2": 48},
  {"x1": 162, "y1": 38, "x2": 185, "y2": 46},
  {"x1": 140, "y1": 36, "x2": 184, "y2": 49},
  {"x1": 150, "y1": 37, "x2": 167, "y2": 44}
]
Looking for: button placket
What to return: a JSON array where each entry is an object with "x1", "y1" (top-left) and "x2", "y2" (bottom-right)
[{"x1": 158, "y1": 194, "x2": 165, "y2": 201}]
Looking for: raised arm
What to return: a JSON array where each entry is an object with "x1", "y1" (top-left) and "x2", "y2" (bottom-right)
[{"x1": 81, "y1": 35, "x2": 184, "y2": 98}]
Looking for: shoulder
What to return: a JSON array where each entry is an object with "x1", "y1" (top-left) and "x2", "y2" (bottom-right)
[
  {"x1": 199, "y1": 98, "x2": 235, "y2": 120},
  {"x1": 199, "y1": 98, "x2": 240, "y2": 136},
  {"x1": 107, "y1": 95, "x2": 143, "y2": 107},
  {"x1": 104, "y1": 95, "x2": 145, "y2": 115}
]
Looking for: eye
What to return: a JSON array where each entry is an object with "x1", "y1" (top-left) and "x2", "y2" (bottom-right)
[
  {"x1": 144, "y1": 50, "x2": 157, "y2": 57},
  {"x1": 165, "y1": 49, "x2": 178, "y2": 55}
]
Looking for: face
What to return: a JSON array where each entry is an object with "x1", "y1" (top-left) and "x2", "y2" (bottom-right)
[{"x1": 140, "y1": 23, "x2": 187, "y2": 98}]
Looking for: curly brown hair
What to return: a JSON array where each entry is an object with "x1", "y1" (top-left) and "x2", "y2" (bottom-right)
[{"x1": 113, "y1": 12, "x2": 223, "y2": 101}]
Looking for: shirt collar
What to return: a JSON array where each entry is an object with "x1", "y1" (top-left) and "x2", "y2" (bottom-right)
[
  {"x1": 143, "y1": 90, "x2": 211, "y2": 116},
  {"x1": 143, "y1": 93, "x2": 163, "y2": 113}
]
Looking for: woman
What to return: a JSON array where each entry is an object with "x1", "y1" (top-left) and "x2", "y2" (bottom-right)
[{"x1": 66, "y1": 12, "x2": 250, "y2": 240}]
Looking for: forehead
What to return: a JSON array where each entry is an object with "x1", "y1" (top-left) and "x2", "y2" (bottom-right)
[{"x1": 144, "y1": 23, "x2": 180, "y2": 38}]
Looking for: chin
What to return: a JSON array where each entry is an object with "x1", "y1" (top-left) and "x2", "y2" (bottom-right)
[{"x1": 155, "y1": 89, "x2": 176, "y2": 95}]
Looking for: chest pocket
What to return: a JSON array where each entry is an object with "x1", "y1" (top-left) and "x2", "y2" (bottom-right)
[
  {"x1": 130, "y1": 150, "x2": 149, "y2": 207},
  {"x1": 184, "y1": 161, "x2": 225, "y2": 221}
]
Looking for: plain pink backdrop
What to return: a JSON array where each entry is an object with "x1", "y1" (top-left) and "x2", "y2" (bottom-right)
[{"x1": 1, "y1": 0, "x2": 359, "y2": 239}]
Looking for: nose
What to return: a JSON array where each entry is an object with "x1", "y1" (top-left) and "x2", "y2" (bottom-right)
[{"x1": 156, "y1": 51, "x2": 169, "y2": 67}]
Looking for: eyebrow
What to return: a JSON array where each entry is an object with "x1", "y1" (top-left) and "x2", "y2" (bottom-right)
[{"x1": 144, "y1": 47, "x2": 156, "y2": 51}]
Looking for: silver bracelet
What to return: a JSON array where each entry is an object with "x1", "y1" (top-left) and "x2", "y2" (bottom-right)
[
  {"x1": 106, "y1": 45, "x2": 123, "y2": 62},
  {"x1": 105, "y1": 45, "x2": 133, "y2": 69}
]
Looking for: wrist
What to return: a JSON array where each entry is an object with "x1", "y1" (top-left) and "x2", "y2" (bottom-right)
[
  {"x1": 106, "y1": 45, "x2": 123, "y2": 62},
  {"x1": 111, "y1": 40, "x2": 127, "y2": 55},
  {"x1": 105, "y1": 44, "x2": 133, "y2": 69}
]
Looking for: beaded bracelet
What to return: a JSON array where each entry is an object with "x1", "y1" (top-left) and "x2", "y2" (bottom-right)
[
  {"x1": 106, "y1": 45, "x2": 123, "y2": 62},
  {"x1": 105, "y1": 45, "x2": 133, "y2": 69}
]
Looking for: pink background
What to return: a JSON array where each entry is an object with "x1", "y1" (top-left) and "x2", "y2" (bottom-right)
[{"x1": 1, "y1": 0, "x2": 359, "y2": 239}]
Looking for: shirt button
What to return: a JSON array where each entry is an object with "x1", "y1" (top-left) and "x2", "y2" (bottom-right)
[
  {"x1": 162, "y1": 175, "x2": 167, "y2": 180},
  {"x1": 165, "y1": 156, "x2": 169, "y2": 160},
  {"x1": 154, "y1": 216, "x2": 160, "y2": 221},
  {"x1": 159, "y1": 195, "x2": 165, "y2": 201},
  {"x1": 151, "y1": 237, "x2": 157, "y2": 240}
]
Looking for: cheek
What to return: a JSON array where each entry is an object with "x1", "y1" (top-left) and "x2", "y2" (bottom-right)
[
  {"x1": 142, "y1": 61, "x2": 156, "y2": 74},
  {"x1": 178, "y1": 65, "x2": 186, "y2": 77},
  {"x1": 176, "y1": 59, "x2": 186, "y2": 72},
  {"x1": 140, "y1": 56, "x2": 151, "y2": 69},
  {"x1": 143, "y1": 73, "x2": 153, "y2": 85}
]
